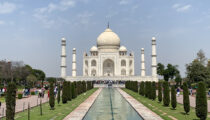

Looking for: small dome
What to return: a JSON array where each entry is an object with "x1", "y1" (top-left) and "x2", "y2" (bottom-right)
[
  {"x1": 97, "y1": 28, "x2": 120, "y2": 49},
  {"x1": 90, "y1": 46, "x2": 98, "y2": 51},
  {"x1": 141, "y1": 48, "x2": 144, "y2": 51},
  {"x1": 119, "y1": 46, "x2": 127, "y2": 51},
  {"x1": 152, "y1": 37, "x2": 156, "y2": 40}
]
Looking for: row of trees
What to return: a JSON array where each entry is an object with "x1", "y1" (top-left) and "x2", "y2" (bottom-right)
[
  {"x1": 0, "y1": 60, "x2": 45, "y2": 88},
  {"x1": 125, "y1": 81, "x2": 208, "y2": 120},
  {"x1": 49, "y1": 80, "x2": 94, "y2": 109}
]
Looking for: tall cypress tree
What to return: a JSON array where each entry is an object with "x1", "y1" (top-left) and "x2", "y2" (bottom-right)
[
  {"x1": 71, "y1": 82, "x2": 76, "y2": 99},
  {"x1": 148, "y1": 82, "x2": 153, "y2": 99},
  {"x1": 62, "y1": 81, "x2": 68, "y2": 104},
  {"x1": 67, "y1": 82, "x2": 72, "y2": 101},
  {"x1": 152, "y1": 81, "x2": 156, "y2": 100},
  {"x1": 158, "y1": 81, "x2": 162, "y2": 102},
  {"x1": 144, "y1": 82, "x2": 148, "y2": 97},
  {"x1": 171, "y1": 86, "x2": 177, "y2": 109},
  {"x1": 163, "y1": 81, "x2": 170, "y2": 106},
  {"x1": 139, "y1": 82, "x2": 145, "y2": 96},
  {"x1": 196, "y1": 82, "x2": 207, "y2": 120},
  {"x1": 6, "y1": 82, "x2": 16, "y2": 120},
  {"x1": 57, "y1": 84, "x2": 61, "y2": 104},
  {"x1": 183, "y1": 82, "x2": 190, "y2": 114},
  {"x1": 49, "y1": 81, "x2": 55, "y2": 110}
]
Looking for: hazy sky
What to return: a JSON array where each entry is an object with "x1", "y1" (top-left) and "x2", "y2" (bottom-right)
[{"x1": 0, "y1": 0, "x2": 210, "y2": 77}]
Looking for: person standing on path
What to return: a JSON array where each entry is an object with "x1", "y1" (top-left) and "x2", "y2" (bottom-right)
[{"x1": 176, "y1": 87, "x2": 180, "y2": 97}]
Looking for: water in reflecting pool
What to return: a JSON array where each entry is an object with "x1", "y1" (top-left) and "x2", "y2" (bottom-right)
[{"x1": 83, "y1": 88, "x2": 143, "y2": 120}]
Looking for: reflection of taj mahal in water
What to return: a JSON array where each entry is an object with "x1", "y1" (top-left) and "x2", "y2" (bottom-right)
[{"x1": 60, "y1": 26, "x2": 158, "y2": 82}]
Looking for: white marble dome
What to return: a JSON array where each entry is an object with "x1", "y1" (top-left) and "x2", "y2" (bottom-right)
[
  {"x1": 97, "y1": 28, "x2": 120, "y2": 49},
  {"x1": 90, "y1": 46, "x2": 98, "y2": 51},
  {"x1": 119, "y1": 46, "x2": 127, "y2": 51}
]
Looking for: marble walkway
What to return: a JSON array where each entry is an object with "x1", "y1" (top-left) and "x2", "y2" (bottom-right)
[
  {"x1": 0, "y1": 94, "x2": 49, "y2": 118},
  {"x1": 63, "y1": 88, "x2": 102, "y2": 120},
  {"x1": 117, "y1": 88, "x2": 163, "y2": 120}
]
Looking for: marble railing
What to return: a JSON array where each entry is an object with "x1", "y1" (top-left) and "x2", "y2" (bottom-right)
[{"x1": 65, "y1": 76, "x2": 158, "y2": 82}]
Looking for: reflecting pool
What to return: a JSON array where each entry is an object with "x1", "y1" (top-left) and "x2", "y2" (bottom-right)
[{"x1": 83, "y1": 88, "x2": 143, "y2": 120}]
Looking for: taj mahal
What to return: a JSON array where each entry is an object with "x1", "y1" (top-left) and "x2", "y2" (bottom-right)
[{"x1": 60, "y1": 26, "x2": 158, "y2": 82}]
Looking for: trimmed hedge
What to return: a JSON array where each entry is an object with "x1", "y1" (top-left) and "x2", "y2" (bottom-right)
[
  {"x1": 6, "y1": 82, "x2": 17, "y2": 120},
  {"x1": 62, "y1": 81, "x2": 68, "y2": 104},
  {"x1": 183, "y1": 82, "x2": 190, "y2": 114},
  {"x1": 163, "y1": 81, "x2": 170, "y2": 106},
  {"x1": 158, "y1": 81, "x2": 162, "y2": 102},
  {"x1": 139, "y1": 81, "x2": 145, "y2": 96},
  {"x1": 196, "y1": 82, "x2": 207, "y2": 120},
  {"x1": 49, "y1": 81, "x2": 55, "y2": 109},
  {"x1": 171, "y1": 86, "x2": 177, "y2": 109},
  {"x1": 151, "y1": 81, "x2": 156, "y2": 100}
]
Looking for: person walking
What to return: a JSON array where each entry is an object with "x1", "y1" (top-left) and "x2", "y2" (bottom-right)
[{"x1": 176, "y1": 87, "x2": 180, "y2": 97}]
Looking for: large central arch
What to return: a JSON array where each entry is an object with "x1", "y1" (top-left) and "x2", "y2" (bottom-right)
[{"x1": 103, "y1": 59, "x2": 114, "y2": 76}]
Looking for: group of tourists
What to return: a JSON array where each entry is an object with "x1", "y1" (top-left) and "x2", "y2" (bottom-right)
[{"x1": 22, "y1": 88, "x2": 31, "y2": 97}]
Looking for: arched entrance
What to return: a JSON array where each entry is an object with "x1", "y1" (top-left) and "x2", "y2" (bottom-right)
[{"x1": 103, "y1": 59, "x2": 114, "y2": 76}]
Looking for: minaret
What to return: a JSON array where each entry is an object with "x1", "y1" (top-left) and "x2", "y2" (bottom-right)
[
  {"x1": 60, "y1": 37, "x2": 67, "y2": 78},
  {"x1": 141, "y1": 48, "x2": 146, "y2": 76},
  {"x1": 151, "y1": 37, "x2": 157, "y2": 77},
  {"x1": 72, "y1": 48, "x2": 77, "y2": 77}
]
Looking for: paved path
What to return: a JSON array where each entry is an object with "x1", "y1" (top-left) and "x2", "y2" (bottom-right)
[
  {"x1": 118, "y1": 88, "x2": 163, "y2": 120},
  {"x1": 176, "y1": 94, "x2": 210, "y2": 112},
  {"x1": 63, "y1": 88, "x2": 102, "y2": 120},
  {"x1": 0, "y1": 94, "x2": 49, "y2": 118}
]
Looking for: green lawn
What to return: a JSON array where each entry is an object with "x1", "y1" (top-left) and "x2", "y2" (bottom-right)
[
  {"x1": 0, "y1": 96, "x2": 5, "y2": 103},
  {"x1": 1, "y1": 88, "x2": 97, "y2": 120},
  {"x1": 123, "y1": 88, "x2": 210, "y2": 120}
]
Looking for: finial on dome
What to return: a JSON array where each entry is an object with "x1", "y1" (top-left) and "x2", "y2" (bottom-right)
[{"x1": 107, "y1": 22, "x2": 109, "y2": 28}]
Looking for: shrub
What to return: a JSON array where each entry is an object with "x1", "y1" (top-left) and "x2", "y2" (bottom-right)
[
  {"x1": 6, "y1": 82, "x2": 17, "y2": 120},
  {"x1": 31, "y1": 91, "x2": 35, "y2": 95},
  {"x1": 152, "y1": 81, "x2": 156, "y2": 100},
  {"x1": 139, "y1": 82, "x2": 145, "y2": 96},
  {"x1": 183, "y1": 82, "x2": 190, "y2": 114},
  {"x1": 196, "y1": 82, "x2": 207, "y2": 120},
  {"x1": 49, "y1": 81, "x2": 55, "y2": 109},
  {"x1": 163, "y1": 81, "x2": 170, "y2": 106},
  {"x1": 62, "y1": 81, "x2": 68, "y2": 104},
  {"x1": 158, "y1": 81, "x2": 162, "y2": 102},
  {"x1": 18, "y1": 93, "x2": 23, "y2": 99},
  {"x1": 171, "y1": 86, "x2": 177, "y2": 109}
]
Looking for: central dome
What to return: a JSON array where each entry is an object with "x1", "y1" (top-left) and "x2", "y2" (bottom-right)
[{"x1": 97, "y1": 28, "x2": 120, "y2": 49}]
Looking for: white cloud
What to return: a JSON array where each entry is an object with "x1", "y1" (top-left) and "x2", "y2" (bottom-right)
[
  {"x1": 119, "y1": 0, "x2": 129, "y2": 5},
  {"x1": 0, "y1": 2, "x2": 16, "y2": 14},
  {"x1": 33, "y1": 0, "x2": 75, "y2": 28},
  {"x1": 0, "y1": 20, "x2": 5, "y2": 25},
  {"x1": 172, "y1": 4, "x2": 192, "y2": 12},
  {"x1": 35, "y1": 0, "x2": 75, "y2": 14},
  {"x1": 77, "y1": 12, "x2": 94, "y2": 25}
]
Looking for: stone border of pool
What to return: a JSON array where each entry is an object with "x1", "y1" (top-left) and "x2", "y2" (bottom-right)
[
  {"x1": 117, "y1": 88, "x2": 163, "y2": 120},
  {"x1": 63, "y1": 88, "x2": 102, "y2": 120}
]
